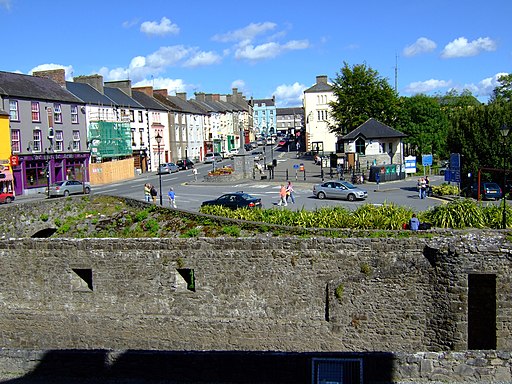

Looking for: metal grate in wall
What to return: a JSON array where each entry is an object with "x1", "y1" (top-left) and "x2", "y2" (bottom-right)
[{"x1": 311, "y1": 358, "x2": 363, "y2": 384}]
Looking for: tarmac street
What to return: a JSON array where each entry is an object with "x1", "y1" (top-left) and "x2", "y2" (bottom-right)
[{"x1": 7, "y1": 149, "x2": 451, "y2": 213}]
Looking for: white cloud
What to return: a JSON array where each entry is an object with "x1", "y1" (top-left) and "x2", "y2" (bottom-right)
[
  {"x1": 463, "y1": 72, "x2": 509, "y2": 98},
  {"x1": 231, "y1": 79, "x2": 246, "y2": 91},
  {"x1": 212, "y1": 22, "x2": 277, "y2": 43},
  {"x1": 183, "y1": 51, "x2": 222, "y2": 67},
  {"x1": 122, "y1": 19, "x2": 139, "y2": 28},
  {"x1": 0, "y1": 0, "x2": 11, "y2": 10},
  {"x1": 235, "y1": 39, "x2": 309, "y2": 61},
  {"x1": 134, "y1": 77, "x2": 187, "y2": 94},
  {"x1": 272, "y1": 82, "x2": 305, "y2": 107},
  {"x1": 29, "y1": 64, "x2": 74, "y2": 80},
  {"x1": 403, "y1": 37, "x2": 437, "y2": 57},
  {"x1": 441, "y1": 37, "x2": 497, "y2": 58},
  {"x1": 140, "y1": 17, "x2": 179, "y2": 36},
  {"x1": 404, "y1": 79, "x2": 452, "y2": 94},
  {"x1": 146, "y1": 45, "x2": 192, "y2": 68}
]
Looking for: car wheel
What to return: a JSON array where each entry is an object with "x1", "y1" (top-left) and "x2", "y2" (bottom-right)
[
  {"x1": 347, "y1": 194, "x2": 356, "y2": 202},
  {"x1": 84, "y1": 187, "x2": 91, "y2": 194},
  {"x1": 317, "y1": 191, "x2": 326, "y2": 200},
  {"x1": 4, "y1": 196, "x2": 12, "y2": 203},
  {"x1": 64, "y1": 190, "x2": 70, "y2": 197}
]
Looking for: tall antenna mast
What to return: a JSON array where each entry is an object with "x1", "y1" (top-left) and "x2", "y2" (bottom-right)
[{"x1": 394, "y1": 53, "x2": 398, "y2": 93}]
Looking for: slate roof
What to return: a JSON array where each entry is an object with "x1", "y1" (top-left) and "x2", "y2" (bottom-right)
[
  {"x1": 251, "y1": 98, "x2": 275, "y2": 107},
  {"x1": 131, "y1": 91, "x2": 168, "y2": 111},
  {"x1": 0, "y1": 71, "x2": 83, "y2": 103},
  {"x1": 66, "y1": 81, "x2": 114, "y2": 106},
  {"x1": 342, "y1": 118, "x2": 407, "y2": 140},
  {"x1": 304, "y1": 81, "x2": 333, "y2": 93},
  {"x1": 104, "y1": 87, "x2": 143, "y2": 109},
  {"x1": 166, "y1": 95, "x2": 205, "y2": 114},
  {"x1": 277, "y1": 107, "x2": 304, "y2": 116}
]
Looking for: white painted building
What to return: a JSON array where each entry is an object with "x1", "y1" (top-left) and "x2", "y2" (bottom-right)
[{"x1": 303, "y1": 75, "x2": 337, "y2": 153}]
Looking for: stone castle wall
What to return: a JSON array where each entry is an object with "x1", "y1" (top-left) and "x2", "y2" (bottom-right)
[{"x1": 0, "y1": 231, "x2": 511, "y2": 382}]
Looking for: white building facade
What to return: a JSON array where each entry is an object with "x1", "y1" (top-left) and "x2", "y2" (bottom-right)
[{"x1": 303, "y1": 75, "x2": 337, "y2": 153}]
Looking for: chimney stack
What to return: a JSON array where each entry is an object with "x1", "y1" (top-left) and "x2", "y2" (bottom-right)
[
  {"x1": 33, "y1": 69, "x2": 66, "y2": 87},
  {"x1": 74, "y1": 74, "x2": 104, "y2": 94}
]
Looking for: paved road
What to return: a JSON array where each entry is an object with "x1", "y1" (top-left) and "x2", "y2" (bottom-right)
[{"x1": 8, "y1": 148, "x2": 449, "y2": 213}]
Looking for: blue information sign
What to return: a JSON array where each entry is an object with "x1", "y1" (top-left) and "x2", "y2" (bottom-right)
[{"x1": 422, "y1": 154, "x2": 433, "y2": 166}]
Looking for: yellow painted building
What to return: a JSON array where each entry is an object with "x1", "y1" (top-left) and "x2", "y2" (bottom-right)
[{"x1": 0, "y1": 109, "x2": 14, "y2": 193}]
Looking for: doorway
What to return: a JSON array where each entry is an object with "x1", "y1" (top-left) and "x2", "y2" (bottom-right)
[{"x1": 468, "y1": 274, "x2": 496, "y2": 350}]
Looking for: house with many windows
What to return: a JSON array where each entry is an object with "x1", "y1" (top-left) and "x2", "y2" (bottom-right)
[
  {"x1": 250, "y1": 96, "x2": 276, "y2": 137},
  {"x1": 303, "y1": 75, "x2": 336, "y2": 153},
  {"x1": 0, "y1": 70, "x2": 88, "y2": 196}
]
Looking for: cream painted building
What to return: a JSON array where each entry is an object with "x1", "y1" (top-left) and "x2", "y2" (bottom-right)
[{"x1": 303, "y1": 75, "x2": 337, "y2": 153}]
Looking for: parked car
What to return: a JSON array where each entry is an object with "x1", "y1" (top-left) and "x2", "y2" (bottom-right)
[
  {"x1": 176, "y1": 158, "x2": 194, "y2": 170},
  {"x1": 159, "y1": 162, "x2": 180, "y2": 174},
  {"x1": 204, "y1": 152, "x2": 222, "y2": 164},
  {"x1": 472, "y1": 182, "x2": 502, "y2": 200},
  {"x1": 201, "y1": 192, "x2": 262, "y2": 209},
  {"x1": 313, "y1": 180, "x2": 368, "y2": 201},
  {"x1": 0, "y1": 192, "x2": 14, "y2": 204},
  {"x1": 228, "y1": 148, "x2": 239, "y2": 158},
  {"x1": 46, "y1": 180, "x2": 91, "y2": 197}
]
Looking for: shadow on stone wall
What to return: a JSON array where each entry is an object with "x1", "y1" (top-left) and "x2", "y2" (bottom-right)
[{"x1": 2, "y1": 349, "x2": 395, "y2": 383}]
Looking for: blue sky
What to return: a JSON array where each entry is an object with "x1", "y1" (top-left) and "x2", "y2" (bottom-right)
[{"x1": 1, "y1": 0, "x2": 511, "y2": 106}]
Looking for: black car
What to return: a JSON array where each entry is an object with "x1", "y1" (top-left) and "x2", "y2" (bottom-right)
[
  {"x1": 201, "y1": 192, "x2": 262, "y2": 209},
  {"x1": 176, "y1": 158, "x2": 194, "y2": 170}
]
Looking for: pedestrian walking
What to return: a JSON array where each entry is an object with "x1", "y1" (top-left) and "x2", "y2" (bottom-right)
[
  {"x1": 150, "y1": 184, "x2": 158, "y2": 203},
  {"x1": 418, "y1": 178, "x2": 427, "y2": 199},
  {"x1": 286, "y1": 181, "x2": 295, "y2": 204},
  {"x1": 193, "y1": 168, "x2": 198, "y2": 182},
  {"x1": 168, "y1": 187, "x2": 177, "y2": 208},
  {"x1": 277, "y1": 184, "x2": 288, "y2": 206},
  {"x1": 144, "y1": 183, "x2": 151, "y2": 202}
]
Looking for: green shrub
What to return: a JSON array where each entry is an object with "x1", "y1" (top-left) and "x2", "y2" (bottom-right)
[
  {"x1": 135, "y1": 210, "x2": 149, "y2": 222},
  {"x1": 335, "y1": 284, "x2": 344, "y2": 303},
  {"x1": 222, "y1": 225, "x2": 241, "y2": 237},
  {"x1": 40, "y1": 213, "x2": 49, "y2": 222},
  {"x1": 180, "y1": 228, "x2": 200, "y2": 238}
]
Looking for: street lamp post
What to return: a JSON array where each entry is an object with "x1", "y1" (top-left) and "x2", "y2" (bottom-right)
[
  {"x1": 501, "y1": 125, "x2": 510, "y2": 229},
  {"x1": 44, "y1": 150, "x2": 51, "y2": 198},
  {"x1": 155, "y1": 132, "x2": 163, "y2": 206}
]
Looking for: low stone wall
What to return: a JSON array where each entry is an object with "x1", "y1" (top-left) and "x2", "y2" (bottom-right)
[{"x1": 0, "y1": 349, "x2": 510, "y2": 383}]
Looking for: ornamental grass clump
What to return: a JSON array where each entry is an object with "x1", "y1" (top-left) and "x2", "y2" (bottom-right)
[{"x1": 422, "y1": 198, "x2": 485, "y2": 229}]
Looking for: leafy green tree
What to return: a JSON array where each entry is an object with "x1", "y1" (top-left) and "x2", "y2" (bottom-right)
[
  {"x1": 329, "y1": 62, "x2": 399, "y2": 135},
  {"x1": 395, "y1": 94, "x2": 450, "y2": 159},
  {"x1": 446, "y1": 102, "x2": 512, "y2": 188},
  {"x1": 490, "y1": 73, "x2": 512, "y2": 103},
  {"x1": 435, "y1": 89, "x2": 481, "y2": 108}
]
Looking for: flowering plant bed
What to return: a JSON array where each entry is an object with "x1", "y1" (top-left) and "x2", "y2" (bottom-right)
[{"x1": 208, "y1": 166, "x2": 234, "y2": 177}]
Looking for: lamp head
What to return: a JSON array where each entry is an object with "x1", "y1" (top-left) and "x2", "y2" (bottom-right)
[
  {"x1": 155, "y1": 132, "x2": 162, "y2": 144},
  {"x1": 501, "y1": 125, "x2": 510, "y2": 138}
]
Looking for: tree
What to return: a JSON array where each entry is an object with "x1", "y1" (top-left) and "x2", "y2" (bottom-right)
[
  {"x1": 435, "y1": 89, "x2": 481, "y2": 108},
  {"x1": 446, "y1": 102, "x2": 512, "y2": 189},
  {"x1": 490, "y1": 73, "x2": 512, "y2": 103},
  {"x1": 329, "y1": 62, "x2": 399, "y2": 135},
  {"x1": 394, "y1": 94, "x2": 450, "y2": 159}
]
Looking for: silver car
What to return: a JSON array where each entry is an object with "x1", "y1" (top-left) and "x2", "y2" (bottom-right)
[
  {"x1": 159, "y1": 162, "x2": 180, "y2": 174},
  {"x1": 313, "y1": 180, "x2": 368, "y2": 201},
  {"x1": 47, "y1": 180, "x2": 91, "y2": 197}
]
